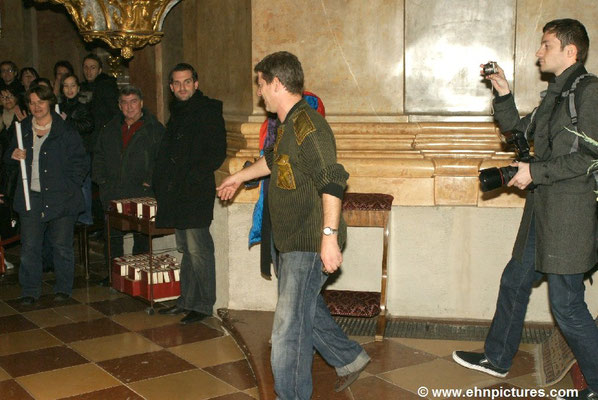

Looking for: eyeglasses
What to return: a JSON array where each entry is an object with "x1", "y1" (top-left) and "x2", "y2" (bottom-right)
[
  {"x1": 0, "y1": 69, "x2": 15, "y2": 74},
  {"x1": 0, "y1": 95, "x2": 15, "y2": 100}
]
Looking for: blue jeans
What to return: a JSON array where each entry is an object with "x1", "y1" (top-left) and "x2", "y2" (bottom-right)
[
  {"x1": 19, "y1": 194, "x2": 77, "y2": 298},
  {"x1": 271, "y1": 251, "x2": 370, "y2": 400},
  {"x1": 175, "y1": 228, "x2": 216, "y2": 315},
  {"x1": 485, "y1": 217, "x2": 598, "y2": 392}
]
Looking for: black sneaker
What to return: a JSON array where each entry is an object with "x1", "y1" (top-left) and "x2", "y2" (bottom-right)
[
  {"x1": 557, "y1": 388, "x2": 598, "y2": 400},
  {"x1": 452, "y1": 351, "x2": 508, "y2": 378}
]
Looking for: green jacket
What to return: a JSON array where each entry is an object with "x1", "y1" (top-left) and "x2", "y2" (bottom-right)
[
  {"x1": 494, "y1": 63, "x2": 598, "y2": 274},
  {"x1": 264, "y1": 99, "x2": 349, "y2": 253}
]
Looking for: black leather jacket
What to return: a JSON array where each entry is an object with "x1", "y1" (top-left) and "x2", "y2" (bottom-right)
[{"x1": 59, "y1": 95, "x2": 94, "y2": 152}]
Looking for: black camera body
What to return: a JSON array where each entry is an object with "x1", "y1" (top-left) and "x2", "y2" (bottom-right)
[
  {"x1": 482, "y1": 61, "x2": 498, "y2": 76},
  {"x1": 479, "y1": 129, "x2": 535, "y2": 192}
]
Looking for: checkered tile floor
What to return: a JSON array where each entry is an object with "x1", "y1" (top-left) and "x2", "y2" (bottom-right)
[
  {"x1": 0, "y1": 241, "x2": 257, "y2": 400},
  {"x1": 0, "y1": 240, "x2": 579, "y2": 399}
]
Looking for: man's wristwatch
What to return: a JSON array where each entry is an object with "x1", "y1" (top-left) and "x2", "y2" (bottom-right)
[{"x1": 322, "y1": 227, "x2": 338, "y2": 236}]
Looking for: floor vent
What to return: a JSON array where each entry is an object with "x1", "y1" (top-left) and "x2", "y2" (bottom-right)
[{"x1": 333, "y1": 316, "x2": 553, "y2": 344}]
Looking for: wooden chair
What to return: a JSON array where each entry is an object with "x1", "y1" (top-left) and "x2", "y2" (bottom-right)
[{"x1": 323, "y1": 192, "x2": 393, "y2": 341}]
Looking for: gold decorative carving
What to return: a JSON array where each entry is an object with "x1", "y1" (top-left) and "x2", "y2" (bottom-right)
[{"x1": 33, "y1": 0, "x2": 182, "y2": 58}]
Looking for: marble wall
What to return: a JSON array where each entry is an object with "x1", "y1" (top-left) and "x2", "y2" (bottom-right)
[
  {"x1": 404, "y1": 0, "x2": 516, "y2": 117},
  {"x1": 251, "y1": 0, "x2": 405, "y2": 120},
  {"x1": 201, "y1": 0, "x2": 598, "y2": 323},
  {"x1": 182, "y1": 0, "x2": 253, "y2": 119},
  {"x1": 245, "y1": 0, "x2": 598, "y2": 119}
]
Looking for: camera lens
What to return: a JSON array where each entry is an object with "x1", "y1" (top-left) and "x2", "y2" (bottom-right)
[
  {"x1": 479, "y1": 165, "x2": 518, "y2": 192},
  {"x1": 479, "y1": 167, "x2": 503, "y2": 192}
]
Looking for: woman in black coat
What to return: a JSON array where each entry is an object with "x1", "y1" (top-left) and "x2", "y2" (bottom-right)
[
  {"x1": 8, "y1": 85, "x2": 88, "y2": 304},
  {"x1": 58, "y1": 74, "x2": 94, "y2": 225},
  {"x1": 59, "y1": 74, "x2": 94, "y2": 152}
]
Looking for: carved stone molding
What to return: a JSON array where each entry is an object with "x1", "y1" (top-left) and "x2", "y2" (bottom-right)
[{"x1": 218, "y1": 121, "x2": 526, "y2": 208}]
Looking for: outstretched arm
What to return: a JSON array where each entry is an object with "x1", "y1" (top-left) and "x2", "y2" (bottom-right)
[{"x1": 216, "y1": 157, "x2": 271, "y2": 201}]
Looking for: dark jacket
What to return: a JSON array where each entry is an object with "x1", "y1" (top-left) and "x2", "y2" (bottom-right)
[
  {"x1": 5, "y1": 112, "x2": 89, "y2": 221},
  {"x1": 493, "y1": 63, "x2": 598, "y2": 274},
  {"x1": 80, "y1": 73, "x2": 119, "y2": 150},
  {"x1": 153, "y1": 90, "x2": 227, "y2": 229},
  {"x1": 0, "y1": 80, "x2": 25, "y2": 97},
  {"x1": 0, "y1": 113, "x2": 19, "y2": 200},
  {"x1": 93, "y1": 110, "x2": 165, "y2": 209},
  {"x1": 59, "y1": 95, "x2": 94, "y2": 152}
]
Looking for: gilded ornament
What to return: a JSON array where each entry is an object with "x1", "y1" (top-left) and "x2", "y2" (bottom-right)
[{"x1": 33, "y1": 0, "x2": 181, "y2": 58}]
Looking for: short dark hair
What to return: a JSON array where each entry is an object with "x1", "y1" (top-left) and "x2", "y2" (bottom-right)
[
  {"x1": 169, "y1": 63, "x2": 198, "y2": 83},
  {"x1": 54, "y1": 60, "x2": 75, "y2": 78},
  {"x1": 119, "y1": 85, "x2": 143, "y2": 101},
  {"x1": 83, "y1": 53, "x2": 103, "y2": 69},
  {"x1": 60, "y1": 74, "x2": 80, "y2": 90},
  {"x1": 0, "y1": 61, "x2": 18, "y2": 74},
  {"x1": 31, "y1": 77, "x2": 53, "y2": 88},
  {"x1": 26, "y1": 84, "x2": 57, "y2": 108},
  {"x1": 0, "y1": 85, "x2": 21, "y2": 99},
  {"x1": 254, "y1": 51, "x2": 304, "y2": 95},
  {"x1": 543, "y1": 19, "x2": 590, "y2": 63},
  {"x1": 19, "y1": 67, "x2": 39, "y2": 80}
]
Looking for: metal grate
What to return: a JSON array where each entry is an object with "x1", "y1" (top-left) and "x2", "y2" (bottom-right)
[{"x1": 333, "y1": 316, "x2": 554, "y2": 344}]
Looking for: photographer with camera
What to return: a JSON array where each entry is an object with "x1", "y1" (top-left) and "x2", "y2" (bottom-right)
[{"x1": 453, "y1": 19, "x2": 598, "y2": 400}]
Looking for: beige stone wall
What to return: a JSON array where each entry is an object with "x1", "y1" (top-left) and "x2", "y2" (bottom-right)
[
  {"x1": 216, "y1": 202, "x2": 598, "y2": 322},
  {"x1": 251, "y1": 0, "x2": 405, "y2": 119},
  {"x1": 515, "y1": 0, "x2": 598, "y2": 114},
  {"x1": 0, "y1": 2, "x2": 88, "y2": 82},
  {"x1": 206, "y1": 1, "x2": 598, "y2": 323},
  {"x1": 183, "y1": 0, "x2": 253, "y2": 118}
]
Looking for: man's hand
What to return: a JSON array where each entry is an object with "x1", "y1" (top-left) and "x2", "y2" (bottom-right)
[
  {"x1": 481, "y1": 63, "x2": 511, "y2": 96},
  {"x1": 11, "y1": 149, "x2": 25, "y2": 161},
  {"x1": 0, "y1": 194, "x2": 5, "y2": 205},
  {"x1": 321, "y1": 234, "x2": 342, "y2": 274},
  {"x1": 216, "y1": 157, "x2": 271, "y2": 201},
  {"x1": 507, "y1": 161, "x2": 533, "y2": 190},
  {"x1": 216, "y1": 175, "x2": 243, "y2": 201}
]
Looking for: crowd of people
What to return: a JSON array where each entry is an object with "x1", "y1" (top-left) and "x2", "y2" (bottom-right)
[
  {"x1": 0, "y1": 54, "x2": 228, "y2": 333},
  {"x1": 0, "y1": 16, "x2": 597, "y2": 400},
  {"x1": 0, "y1": 55, "x2": 118, "y2": 296}
]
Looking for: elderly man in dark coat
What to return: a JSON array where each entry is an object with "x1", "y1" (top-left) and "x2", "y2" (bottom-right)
[
  {"x1": 93, "y1": 85, "x2": 165, "y2": 276},
  {"x1": 453, "y1": 19, "x2": 598, "y2": 400},
  {"x1": 153, "y1": 63, "x2": 226, "y2": 324}
]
